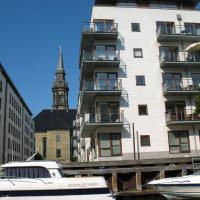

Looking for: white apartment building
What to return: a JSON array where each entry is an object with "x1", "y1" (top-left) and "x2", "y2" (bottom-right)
[
  {"x1": 0, "y1": 64, "x2": 34, "y2": 164},
  {"x1": 75, "y1": 0, "x2": 200, "y2": 162}
]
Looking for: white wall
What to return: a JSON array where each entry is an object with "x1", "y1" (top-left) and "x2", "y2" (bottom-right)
[{"x1": 80, "y1": 6, "x2": 200, "y2": 161}]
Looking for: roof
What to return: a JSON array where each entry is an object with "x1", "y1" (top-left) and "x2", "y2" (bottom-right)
[
  {"x1": 34, "y1": 109, "x2": 77, "y2": 132},
  {"x1": 1, "y1": 161, "x2": 60, "y2": 169},
  {"x1": 0, "y1": 63, "x2": 32, "y2": 116},
  {"x1": 94, "y1": 0, "x2": 200, "y2": 7}
]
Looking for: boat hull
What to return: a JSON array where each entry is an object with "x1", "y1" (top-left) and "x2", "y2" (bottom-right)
[
  {"x1": 0, "y1": 194, "x2": 114, "y2": 200},
  {"x1": 153, "y1": 184, "x2": 200, "y2": 199}
]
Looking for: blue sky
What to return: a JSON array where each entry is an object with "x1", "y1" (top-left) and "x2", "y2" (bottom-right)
[{"x1": 0, "y1": 0, "x2": 94, "y2": 116}]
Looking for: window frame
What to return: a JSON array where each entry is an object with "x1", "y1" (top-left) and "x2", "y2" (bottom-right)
[
  {"x1": 138, "y1": 105, "x2": 148, "y2": 115},
  {"x1": 140, "y1": 135, "x2": 151, "y2": 147},
  {"x1": 98, "y1": 133, "x2": 122, "y2": 157},
  {"x1": 168, "y1": 131, "x2": 190, "y2": 154},
  {"x1": 133, "y1": 48, "x2": 143, "y2": 58},
  {"x1": 131, "y1": 23, "x2": 140, "y2": 32},
  {"x1": 136, "y1": 75, "x2": 146, "y2": 86}
]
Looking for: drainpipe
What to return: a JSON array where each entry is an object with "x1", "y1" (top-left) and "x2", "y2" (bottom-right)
[
  {"x1": 192, "y1": 125, "x2": 198, "y2": 157},
  {"x1": 136, "y1": 131, "x2": 140, "y2": 160},
  {"x1": 132, "y1": 123, "x2": 136, "y2": 160}
]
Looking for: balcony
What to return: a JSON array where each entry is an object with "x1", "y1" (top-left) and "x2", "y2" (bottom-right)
[
  {"x1": 157, "y1": 25, "x2": 200, "y2": 42},
  {"x1": 81, "y1": 50, "x2": 120, "y2": 79},
  {"x1": 80, "y1": 111, "x2": 124, "y2": 137},
  {"x1": 163, "y1": 79, "x2": 199, "y2": 96},
  {"x1": 81, "y1": 22, "x2": 118, "y2": 49},
  {"x1": 160, "y1": 51, "x2": 200, "y2": 68},
  {"x1": 166, "y1": 108, "x2": 200, "y2": 126},
  {"x1": 80, "y1": 79, "x2": 122, "y2": 113}
]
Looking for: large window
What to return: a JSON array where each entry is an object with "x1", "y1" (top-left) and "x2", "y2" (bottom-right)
[
  {"x1": 185, "y1": 23, "x2": 200, "y2": 35},
  {"x1": 56, "y1": 149, "x2": 61, "y2": 158},
  {"x1": 42, "y1": 137, "x2": 47, "y2": 159},
  {"x1": 168, "y1": 131, "x2": 190, "y2": 154},
  {"x1": 99, "y1": 133, "x2": 121, "y2": 157}
]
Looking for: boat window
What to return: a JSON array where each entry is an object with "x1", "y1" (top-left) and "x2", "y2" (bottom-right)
[
  {"x1": 58, "y1": 168, "x2": 64, "y2": 177},
  {"x1": 3, "y1": 167, "x2": 51, "y2": 178},
  {"x1": 0, "y1": 168, "x2": 5, "y2": 178}
]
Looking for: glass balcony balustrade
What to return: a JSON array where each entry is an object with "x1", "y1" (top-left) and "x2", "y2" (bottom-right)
[
  {"x1": 166, "y1": 108, "x2": 200, "y2": 125},
  {"x1": 157, "y1": 24, "x2": 200, "y2": 42},
  {"x1": 82, "y1": 79, "x2": 122, "y2": 91},
  {"x1": 163, "y1": 79, "x2": 200, "y2": 94},
  {"x1": 83, "y1": 50, "x2": 120, "y2": 62}
]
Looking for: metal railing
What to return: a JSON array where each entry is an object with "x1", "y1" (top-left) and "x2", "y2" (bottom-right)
[
  {"x1": 157, "y1": 25, "x2": 200, "y2": 36},
  {"x1": 83, "y1": 50, "x2": 120, "y2": 62},
  {"x1": 82, "y1": 79, "x2": 122, "y2": 91},
  {"x1": 166, "y1": 108, "x2": 200, "y2": 122},
  {"x1": 160, "y1": 51, "x2": 200, "y2": 63},
  {"x1": 80, "y1": 111, "x2": 124, "y2": 132},
  {"x1": 163, "y1": 79, "x2": 200, "y2": 92},
  {"x1": 82, "y1": 22, "x2": 118, "y2": 33}
]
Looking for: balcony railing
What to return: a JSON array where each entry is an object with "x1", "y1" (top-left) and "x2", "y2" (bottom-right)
[
  {"x1": 81, "y1": 111, "x2": 124, "y2": 126},
  {"x1": 157, "y1": 25, "x2": 200, "y2": 36},
  {"x1": 157, "y1": 25, "x2": 200, "y2": 42},
  {"x1": 163, "y1": 79, "x2": 200, "y2": 93},
  {"x1": 166, "y1": 108, "x2": 200, "y2": 123},
  {"x1": 80, "y1": 111, "x2": 125, "y2": 137},
  {"x1": 160, "y1": 51, "x2": 200, "y2": 64},
  {"x1": 82, "y1": 22, "x2": 118, "y2": 33},
  {"x1": 83, "y1": 79, "x2": 122, "y2": 91},
  {"x1": 83, "y1": 50, "x2": 120, "y2": 62}
]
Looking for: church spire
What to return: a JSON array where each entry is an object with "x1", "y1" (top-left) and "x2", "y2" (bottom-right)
[
  {"x1": 52, "y1": 47, "x2": 69, "y2": 111},
  {"x1": 57, "y1": 46, "x2": 64, "y2": 71}
]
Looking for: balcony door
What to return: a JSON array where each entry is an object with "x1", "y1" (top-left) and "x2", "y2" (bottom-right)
[
  {"x1": 96, "y1": 102, "x2": 119, "y2": 123},
  {"x1": 166, "y1": 101, "x2": 185, "y2": 120},
  {"x1": 163, "y1": 73, "x2": 182, "y2": 90},
  {"x1": 95, "y1": 72, "x2": 117, "y2": 90},
  {"x1": 93, "y1": 19, "x2": 114, "y2": 32},
  {"x1": 192, "y1": 73, "x2": 200, "y2": 89},
  {"x1": 156, "y1": 21, "x2": 175, "y2": 34},
  {"x1": 160, "y1": 46, "x2": 178, "y2": 61},
  {"x1": 185, "y1": 23, "x2": 200, "y2": 35},
  {"x1": 94, "y1": 45, "x2": 116, "y2": 60}
]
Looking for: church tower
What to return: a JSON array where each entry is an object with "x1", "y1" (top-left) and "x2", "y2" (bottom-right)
[{"x1": 52, "y1": 46, "x2": 69, "y2": 111}]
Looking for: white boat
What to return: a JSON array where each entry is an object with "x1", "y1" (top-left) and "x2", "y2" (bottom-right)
[
  {"x1": 148, "y1": 174, "x2": 200, "y2": 199},
  {"x1": 0, "y1": 161, "x2": 114, "y2": 200}
]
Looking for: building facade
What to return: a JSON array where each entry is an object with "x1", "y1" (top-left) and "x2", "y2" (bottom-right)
[
  {"x1": 34, "y1": 48, "x2": 76, "y2": 162},
  {"x1": 75, "y1": 0, "x2": 200, "y2": 162},
  {"x1": 0, "y1": 64, "x2": 34, "y2": 164}
]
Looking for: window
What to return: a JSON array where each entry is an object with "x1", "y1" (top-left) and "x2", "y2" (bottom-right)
[
  {"x1": 99, "y1": 133, "x2": 121, "y2": 157},
  {"x1": 168, "y1": 131, "x2": 190, "y2": 154},
  {"x1": 136, "y1": 76, "x2": 145, "y2": 86},
  {"x1": 140, "y1": 135, "x2": 151, "y2": 146},
  {"x1": 3, "y1": 167, "x2": 51, "y2": 178},
  {"x1": 131, "y1": 23, "x2": 140, "y2": 32},
  {"x1": 138, "y1": 105, "x2": 148, "y2": 115},
  {"x1": 42, "y1": 137, "x2": 47, "y2": 159},
  {"x1": 133, "y1": 48, "x2": 143, "y2": 58},
  {"x1": 56, "y1": 135, "x2": 61, "y2": 142},
  {"x1": 0, "y1": 81, "x2": 2, "y2": 92},
  {"x1": 184, "y1": 23, "x2": 200, "y2": 36},
  {"x1": 56, "y1": 149, "x2": 61, "y2": 158}
]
